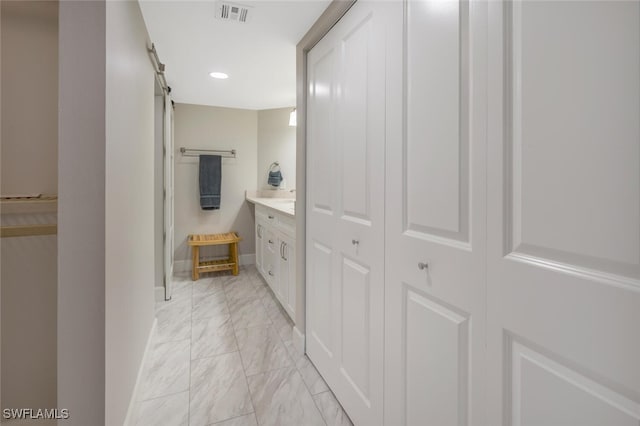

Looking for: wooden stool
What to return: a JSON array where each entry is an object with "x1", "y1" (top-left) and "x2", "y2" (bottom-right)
[{"x1": 188, "y1": 232, "x2": 242, "y2": 280}]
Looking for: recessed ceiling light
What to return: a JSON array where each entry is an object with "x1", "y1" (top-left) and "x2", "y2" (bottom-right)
[{"x1": 209, "y1": 72, "x2": 228, "y2": 79}]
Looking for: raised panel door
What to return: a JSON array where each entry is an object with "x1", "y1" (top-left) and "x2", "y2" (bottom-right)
[
  {"x1": 306, "y1": 1, "x2": 390, "y2": 424},
  {"x1": 384, "y1": 1, "x2": 488, "y2": 425},
  {"x1": 486, "y1": 1, "x2": 640, "y2": 424}
]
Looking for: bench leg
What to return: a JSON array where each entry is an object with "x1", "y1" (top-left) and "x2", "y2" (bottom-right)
[
  {"x1": 192, "y1": 246, "x2": 200, "y2": 281},
  {"x1": 231, "y1": 242, "x2": 239, "y2": 276}
]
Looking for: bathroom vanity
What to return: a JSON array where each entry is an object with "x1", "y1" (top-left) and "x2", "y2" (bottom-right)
[{"x1": 246, "y1": 194, "x2": 296, "y2": 321}]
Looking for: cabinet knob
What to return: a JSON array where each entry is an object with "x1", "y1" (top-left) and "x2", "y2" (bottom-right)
[
  {"x1": 418, "y1": 262, "x2": 428, "y2": 271},
  {"x1": 268, "y1": 215, "x2": 274, "y2": 219},
  {"x1": 269, "y1": 239, "x2": 274, "y2": 244},
  {"x1": 352, "y1": 239, "x2": 359, "y2": 246},
  {"x1": 268, "y1": 271, "x2": 274, "y2": 276}
]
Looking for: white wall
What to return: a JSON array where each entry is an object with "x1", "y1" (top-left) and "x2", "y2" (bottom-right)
[
  {"x1": 58, "y1": 1, "x2": 156, "y2": 424},
  {"x1": 58, "y1": 1, "x2": 106, "y2": 424},
  {"x1": 1, "y1": 1, "x2": 58, "y2": 412},
  {"x1": 257, "y1": 107, "x2": 297, "y2": 191},
  {"x1": 105, "y1": 1, "x2": 156, "y2": 424},
  {"x1": 1, "y1": 0, "x2": 58, "y2": 196},
  {"x1": 173, "y1": 104, "x2": 257, "y2": 269}
]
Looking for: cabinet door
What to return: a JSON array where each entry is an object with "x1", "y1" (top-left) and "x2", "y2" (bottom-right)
[
  {"x1": 263, "y1": 227, "x2": 278, "y2": 290},
  {"x1": 384, "y1": 1, "x2": 488, "y2": 424},
  {"x1": 277, "y1": 237, "x2": 288, "y2": 305},
  {"x1": 278, "y1": 234, "x2": 296, "y2": 319},
  {"x1": 486, "y1": 2, "x2": 640, "y2": 425},
  {"x1": 255, "y1": 221, "x2": 264, "y2": 274},
  {"x1": 284, "y1": 237, "x2": 296, "y2": 318}
]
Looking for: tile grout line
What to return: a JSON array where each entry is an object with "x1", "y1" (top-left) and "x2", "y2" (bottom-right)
[
  {"x1": 229, "y1": 288, "x2": 260, "y2": 425},
  {"x1": 203, "y1": 411, "x2": 256, "y2": 426},
  {"x1": 228, "y1": 267, "x2": 287, "y2": 426},
  {"x1": 192, "y1": 288, "x2": 257, "y2": 425},
  {"x1": 137, "y1": 389, "x2": 190, "y2": 404},
  {"x1": 246, "y1": 265, "x2": 320, "y2": 424},
  {"x1": 185, "y1": 268, "x2": 332, "y2": 426},
  {"x1": 243, "y1": 364, "x2": 291, "y2": 380},
  {"x1": 253, "y1": 279, "x2": 330, "y2": 426},
  {"x1": 253, "y1": 272, "x2": 331, "y2": 426},
  {"x1": 188, "y1": 281, "x2": 194, "y2": 426}
]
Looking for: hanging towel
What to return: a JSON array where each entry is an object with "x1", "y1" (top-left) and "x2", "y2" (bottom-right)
[
  {"x1": 268, "y1": 170, "x2": 283, "y2": 187},
  {"x1": 267, "y1": 162, "x2": 283, "y2": 187},
  {"x1": 199, "y1": 155, "x2": 222, "y2": 210}
]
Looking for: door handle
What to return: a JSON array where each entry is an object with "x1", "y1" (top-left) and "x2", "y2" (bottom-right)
[
  {"x1": 418, "y1": 262, "x2": 429, "y2": 271},
  {"x1": 280, "y1": 241, "x2": 284, "y2": 259},
  {"x1": 282, "y1": 242, "x2": 288, "y2": 261},
  {"x1": 352, "y1": 239, "x2": 359, "y2": 246}
]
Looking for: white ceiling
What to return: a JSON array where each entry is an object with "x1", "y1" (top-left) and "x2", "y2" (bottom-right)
[{"x1": 139, "y1": 0, "x2": 330, "y2": 110}]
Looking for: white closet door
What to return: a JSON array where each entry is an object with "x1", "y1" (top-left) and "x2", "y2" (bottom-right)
[
  {"x1": 384, "y1": 0, "x2": 488, "y2": 425},
  {"x1": 306, "y1": 1, "x2": 390, "y2": 424},
  {"x1": 486, "y1": 1, "x2": 640, "y2": 425}
]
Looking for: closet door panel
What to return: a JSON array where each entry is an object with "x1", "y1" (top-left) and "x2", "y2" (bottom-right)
[
  {"x1": 509, "y1": 0, "x2": 639, "y2": 276},
  {"x1": 406, "y1": 0, "x2": 468, "y2": 240},
  {"x1": 340, "y1": 14, "x2": 372, "y2": 223},
  {"x1": 486, "y1": 1, "x2": 640, "y2": 425},
  {"x1": 405, "y1": 289, "x2": 470, "y2": 426},
  {"x1": 309, "y1": 46, "x2": 337, "y2": 216},
  {"x1": 307, "y1": 2, "x2": 390, "y2": 425},
  {"x1": 340, "y1": 256, "x2": 371, "y2": 399},
  {"x1": 307, "y1": 29, "x2": 339, "y2": 373},
  {"x1": 308, "y1": 240, "x2": 334, "y2": 357},
  {"x1": 333, "y1": 4, "x2": 386, "y2": 424},
  {"x1": 385, "y1": 1, "x2": 487, "y2": 425}
]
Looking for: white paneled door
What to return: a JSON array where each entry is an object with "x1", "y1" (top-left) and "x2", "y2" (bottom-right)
[
  {"x1": 308, "y1": 1, "x2": 639, "y2": 425},
  {"x1": 384, "y1": 0, "x2": 488, "y2": 425},
  {"x1": 306, "y1": 1, "x2": 390, "y2": 424},
  {"x1": 164, "y1": 93, "x2": 175, "y2": 300},
  {"x1": 486, "y1": 1, "x2": 640, "y2": 425}
]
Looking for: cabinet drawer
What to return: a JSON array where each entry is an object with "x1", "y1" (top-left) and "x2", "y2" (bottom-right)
[
  {"x1": 275, "y1": 214, "x2": 295, "y2": 238},
  {"x1": 255, "y1": 205, "x2": 268, "y2": 219}
]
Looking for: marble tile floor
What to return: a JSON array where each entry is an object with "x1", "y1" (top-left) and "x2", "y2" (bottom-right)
[{"x1": 133, "y1": 265, "x2": 353, "y2": 426}]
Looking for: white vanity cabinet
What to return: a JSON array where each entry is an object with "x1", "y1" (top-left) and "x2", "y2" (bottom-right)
[
  {"x1": 262, "y1": 225, "x2": 278, "y2": 285},
  {"x1": 254, "y1": 203, "x2": 296, "y2": 320},
  {"x1": 277, "y1": 232, "x2": 296, "y2": 317},
  {"x1": 255, "y1": 219, "x2": 264, "y2": 274}
]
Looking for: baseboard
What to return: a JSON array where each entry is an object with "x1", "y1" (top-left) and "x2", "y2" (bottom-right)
[
  {"x1": 173, "y1": 260, "x2": 190, "y2": 273},
  {"x1": 154, "y1": 286, "x2": 165, "y2": 302},
  {"x1": 239, "y1": 254, "x2": 255, "y2": 266},
  {"x1": 293, "y1": 326, "x2": 305, "y2": 354},
  {"x1": 123, "y1": 317, "x2": 157, "y2": 426},
  {"x1": 174, "y1": 254, "x2": 255, "y2": 273}
]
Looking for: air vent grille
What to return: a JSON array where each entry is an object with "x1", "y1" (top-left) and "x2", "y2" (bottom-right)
[{"x1": 216, "y1": 1, "x2": 252, "y2": 23}]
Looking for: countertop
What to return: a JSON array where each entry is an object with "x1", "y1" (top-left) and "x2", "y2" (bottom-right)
[{"x1": 246, "y1": 195, "x2": 295, "y2": 217}]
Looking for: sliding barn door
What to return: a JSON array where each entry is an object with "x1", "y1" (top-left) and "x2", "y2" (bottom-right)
[
  {"x1": 164, "y1": 93, "x2": 175, "y2": 300},
  {"x1": 306, "y1": 1, "x2": 392, "y2": 424},
  {"x1": 486, "y1": 1, "x2": 640, "y2": 424},
  {"x1": 384, "y1": 0, "x2": 488, "y2": 425}
]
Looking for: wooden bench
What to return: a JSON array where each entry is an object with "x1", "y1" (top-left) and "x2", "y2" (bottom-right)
[{"x1": 187, "y1": 232, "x2": 242, "y2": 280}]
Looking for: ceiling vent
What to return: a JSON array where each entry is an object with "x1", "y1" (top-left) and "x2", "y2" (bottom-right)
[{"x1": 215, "y1": 2, "x2": 252, "y2": 24}]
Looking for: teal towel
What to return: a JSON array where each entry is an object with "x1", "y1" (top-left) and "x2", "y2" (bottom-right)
[{"x1": 199, "y1": 155, "x2": 221, "y2": 210}]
